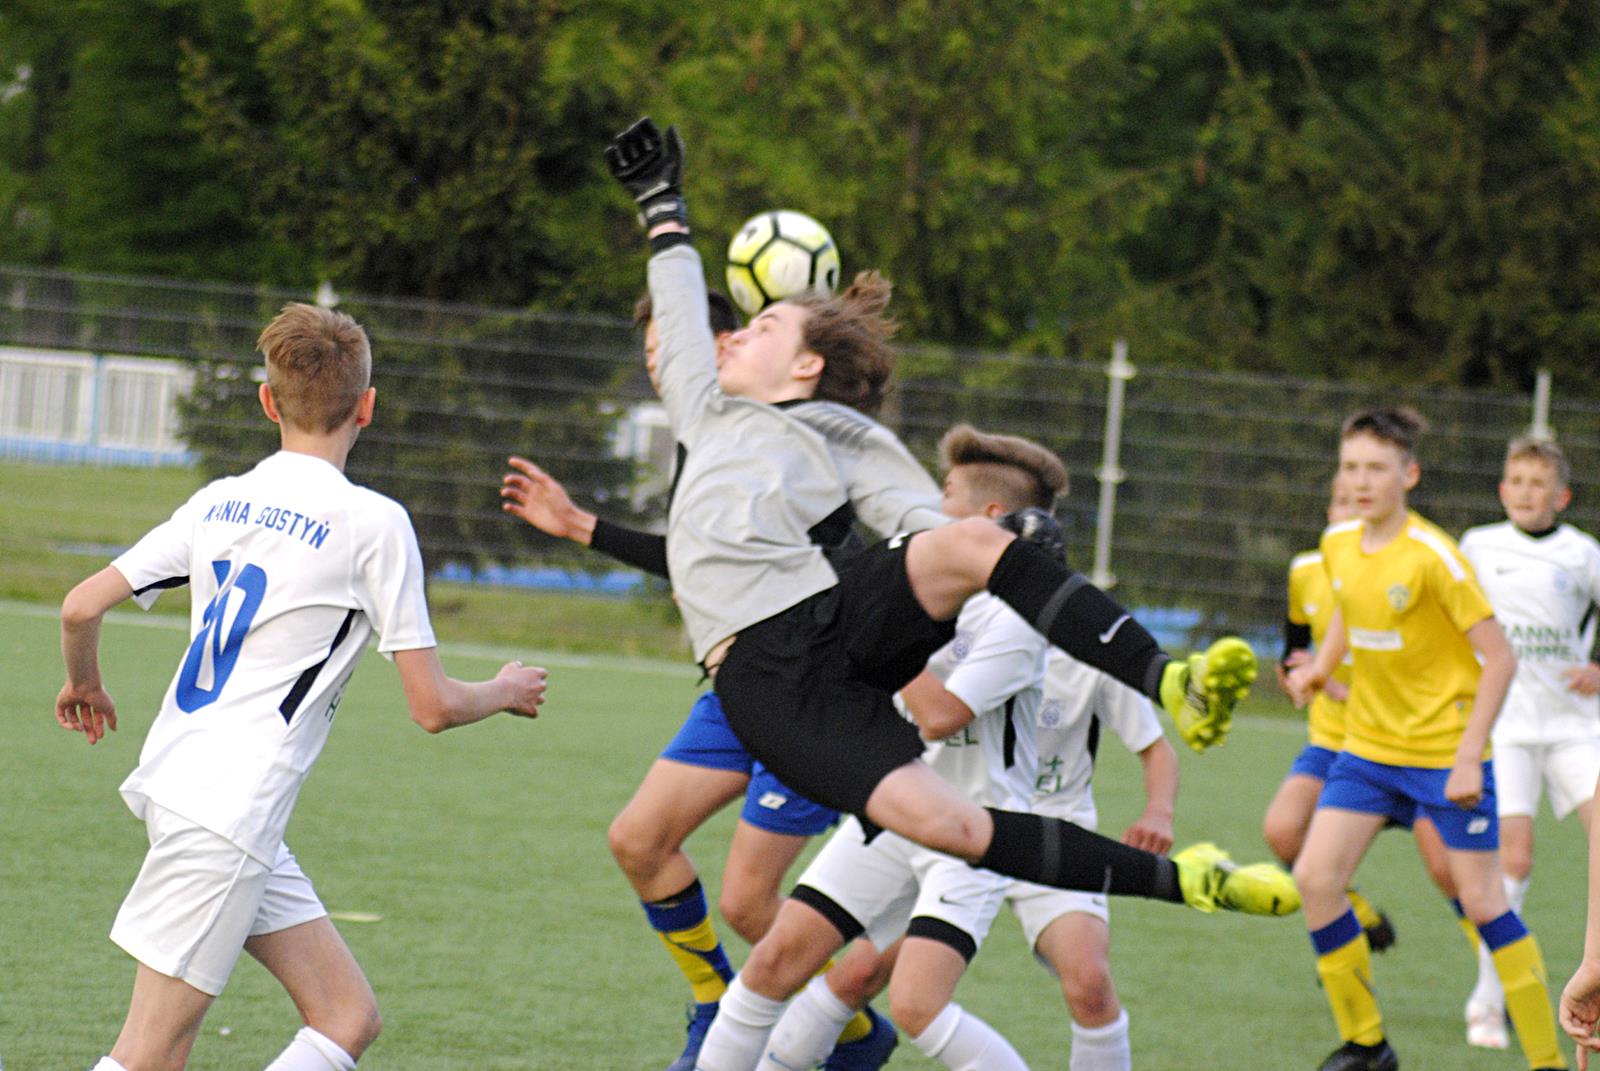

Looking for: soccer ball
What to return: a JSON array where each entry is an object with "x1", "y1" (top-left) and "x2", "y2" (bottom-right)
[{"x1": 725, "y1": 210, "x2": 842, "y2": 317}]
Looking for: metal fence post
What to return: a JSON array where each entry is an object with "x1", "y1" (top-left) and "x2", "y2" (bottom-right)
[
  {"x1": 1531, "y1": 368, "x2": 1552, "y2": 438},
  {"x1": 1091, "y1": 339, "x2": 1134, "y2": 589}
]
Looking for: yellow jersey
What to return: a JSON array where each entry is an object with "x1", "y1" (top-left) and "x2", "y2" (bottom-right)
[
  {"x1": 1287, "y1": 549, "x2": 1349, "y2": 750},
  {"x1": 1321, "y1": 511, "x2": 1494, "y2": 767}
]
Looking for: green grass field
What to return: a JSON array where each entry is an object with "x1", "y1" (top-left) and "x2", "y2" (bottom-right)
[{"x1": 2, "y1": 600, "x2": 1590, "y2": 1070}]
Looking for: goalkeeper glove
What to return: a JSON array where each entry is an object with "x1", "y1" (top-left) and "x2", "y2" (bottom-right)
[{"x1": 604, "y1": 116, "x2": 688, "y2": 230}]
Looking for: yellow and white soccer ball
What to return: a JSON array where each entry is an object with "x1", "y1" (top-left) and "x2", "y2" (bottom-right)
[{"x1": 725, "y1": 210, "x2": 842, "y2": 317}]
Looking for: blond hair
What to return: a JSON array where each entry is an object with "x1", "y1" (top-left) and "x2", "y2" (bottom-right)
[
  {"x1": 257, "y1": 303, "x2": 371, "y2": 433},
  {"x1": 1506, "y1": 435, "x2": 1570, "y2": 486},
  {"x1": 938, "y1": 423, "x2": 1068, "y2": 511},
  {"x1": 792, "y1": 271, "x2": 897, "y2": 416}
]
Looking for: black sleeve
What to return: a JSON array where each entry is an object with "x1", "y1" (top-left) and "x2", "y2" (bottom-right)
[
  {"x1": 589, "y1": 518, "x2": 670, "y2": 579},
  {"x1": 1282, "y1": 620, "x2": 1312, "y2": 666}
]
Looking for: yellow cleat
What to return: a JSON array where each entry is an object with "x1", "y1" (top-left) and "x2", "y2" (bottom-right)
[
  {"x1": 1173, "y1": 841, "x2": 1301, "y2": 917},
  {"x1": 1159, "y1": 637, "x2": 1258, "y2": 752}
]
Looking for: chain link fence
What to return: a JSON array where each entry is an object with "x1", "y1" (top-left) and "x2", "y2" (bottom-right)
[{"x1": 4, "y1": 262, "x2": 1596, "y2": 647}]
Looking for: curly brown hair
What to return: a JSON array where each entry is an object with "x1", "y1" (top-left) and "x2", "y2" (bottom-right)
[{"x1": 791, "y1": 271, "x2": 897, "y2": 416}]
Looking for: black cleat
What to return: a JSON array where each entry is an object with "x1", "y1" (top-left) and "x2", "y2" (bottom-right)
[
  {"x1": 1318, "y1": 1040, "x2": 1398, "y2": 1071},
  {"x1": 1364, "y1": 912, "x2": 1397, "y2": 954}
]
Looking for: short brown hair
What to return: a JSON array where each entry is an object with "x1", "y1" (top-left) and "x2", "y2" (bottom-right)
[
  {"x1": 938, "y1": 423, "x2": 1068, "y2": 511},
  {"x1": 257, "y1": 303, "x2": 372, "y2": 433},
  {"x1": 1506, "y1": 435, "x2": 1570, "y2": 486},
  {"x1": 1341, "y1": 406, "x2": 1428, "y2": 459},
  {"x1": 792, "y1": 271, "x2": 897, "y2": 416},
  {"x1": 633, "y1": 290, "x2": 742, "y2": 335}
]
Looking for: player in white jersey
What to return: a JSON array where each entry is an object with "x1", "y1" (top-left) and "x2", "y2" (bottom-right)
[
  {"x1": 55, "y1": 304, "x2": 548, "y2": 1071},
  {"x1": 1004, "y1": 650, "x2": 1179, "y2": 1071},
  {"x1": 693, "y1": 424, "x2": 1057, "y2": 1071},
  {"x1": 1460, "y1": 435, "x2": 1600, "y2": 1048}
]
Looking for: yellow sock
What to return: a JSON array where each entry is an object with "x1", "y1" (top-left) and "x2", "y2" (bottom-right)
[
  {"x1": 1316, "y1": 930, "x2": 1384, "y2": 1044},
  {"x1": 837, "y1": 1010, "x2": 873, "y2": 1044},
  {"x1": 1491, "y1": 933, "x2": 1564, "y2": 1070},
  {"x1": 644, "y1": 881, "x2": 733, "y2": 1005},
  {"x1": 807, "y1": 957, "x2": 873, "y2": 1044},
  {"x1": 1347, "y1": 888, "x2": 1382, "y2": 931}
]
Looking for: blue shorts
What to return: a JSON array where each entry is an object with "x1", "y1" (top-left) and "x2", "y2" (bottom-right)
[
  {"x1": 659, "y1": 692, "x2": 839, "y2": 837},
  {"x1": 1289, "y1": 744, "x2": 1338, "y2": 780},
  {"x1": 1319, "y1": 752, "x2": 1498, "y2": 850}
]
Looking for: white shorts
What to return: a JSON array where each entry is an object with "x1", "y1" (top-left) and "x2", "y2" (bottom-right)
[
  {"x1": 1005, "y1": 880, "x2": 1110, "y2": 951},
  {"x1": 796, "y1": 816, "x2": 1008, "y2": 953},
  {"x1": 110, "y1": 804, "x2": 326, "y2": 996},
  {"x1": 1494, "y1": 738, "x2": 1600, "y2": 821}
]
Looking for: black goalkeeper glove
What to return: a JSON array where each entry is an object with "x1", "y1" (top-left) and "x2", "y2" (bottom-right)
[
  {"x1": 998, "y1": 507, "x2": 1067, "y2": 565},
  {"x1": 604, "y1": 116, "x2": 688, "y2": 231}
]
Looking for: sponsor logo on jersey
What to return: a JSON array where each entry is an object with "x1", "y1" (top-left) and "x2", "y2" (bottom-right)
[{"x1": 1349, "y1": 628, "x2": 1403, "y2": 651}]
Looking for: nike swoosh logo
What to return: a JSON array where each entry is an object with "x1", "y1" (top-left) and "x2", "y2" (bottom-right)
[{"x1": 1099, "y1": 615, "x2": 1130, "y2": 644}]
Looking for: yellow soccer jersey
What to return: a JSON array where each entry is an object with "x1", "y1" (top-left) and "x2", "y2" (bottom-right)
[
  {"x1": 1288, "y1": 550, "x2": 1349, "y2": 750},
  {"x1": 1321, "y1": 511, "x2": 1495, "y2": 767}
]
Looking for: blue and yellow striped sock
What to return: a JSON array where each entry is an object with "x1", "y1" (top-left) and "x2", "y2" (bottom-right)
[
  {"x1": 643, "y1": 878, "x2": 734, "y2": 1006},
  {"x1": 1311, "y1": 909, "x2": 1384, "y2": 1045},
  {"x1": 1479, "y1": 911, "x2": 1562, "y2": 1070}
]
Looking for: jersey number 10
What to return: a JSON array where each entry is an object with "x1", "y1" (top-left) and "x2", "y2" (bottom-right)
[{"x1": 177, "y1": 560, "x2": 268, "y2": 712}]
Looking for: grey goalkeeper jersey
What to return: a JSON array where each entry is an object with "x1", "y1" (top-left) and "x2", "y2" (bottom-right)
[{"x1": 648, "y1": 244, "x2": 947, "y2": 660}]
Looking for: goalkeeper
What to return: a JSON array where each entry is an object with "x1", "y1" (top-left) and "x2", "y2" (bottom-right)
[{"x1": 597, "y1": 116, "x2": 1293, "y2": 925}]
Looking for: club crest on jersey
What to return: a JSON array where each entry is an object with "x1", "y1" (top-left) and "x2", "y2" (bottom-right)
[
  {"x1": 1553, "y1": 570, "x2": 1574, "y2": 594},
  {"x1": 1387, "y1": 584, "x2": 1412, "y2": 612},
  {"x1": 951, "y1": 630, "x2": 972, "y2": 660},
  {"x1": 1039, "y1": 698, "x2": 1063, "y2": 728}
]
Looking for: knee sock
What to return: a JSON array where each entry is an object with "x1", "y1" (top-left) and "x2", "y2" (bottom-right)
[
  {"x1": 1070, "y1": 1010, "x2": 1130, "y2": 1071},
  {"x1": 1471, "y1": 875, "x2": 1531, "y2": 1008},
  {"x1": 985, "y1": 539, "x2": 1169, "y2": 699},
  {"x1": 1452, "y1": 897, "x2": 1481, "y2": 953},
  {"x1": 1311, "y1": 910, "x2": 1384, "y2": 1045},
  {"x1": 759, "y1": 976, "x2": 856, "y2": 1071},
  {"x1": 693, "y1": 977, "x2": 787, "y2": 1071},
  {"x1": 1480, "y1": 911, "x2": 1562, "y2": 1069},
  {"x1": 910, "y1": 1003, "x2": 1029, "y2": 1071},
  {"x1": 644, "y1": 878, "x2": 734, "y2": 1006},
  {"x1": 263, "y1": 1027, "x2": 357, "y2": 1071},
  {"x1": 977, "y1": 807, "x2": 1181, "y2": 901}
]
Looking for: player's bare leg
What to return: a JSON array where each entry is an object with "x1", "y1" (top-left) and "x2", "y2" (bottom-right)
[
  {"x1": 902, "y1": 519, "x2": 1011, "y2": 622},
  {"x1": 609, "y1": 759, "x2": 749, "y2": 901},
  {"x1": 248, "y1": 917, "x2": 381, "y2": 1066},
  {"x1": 718, "y1": 821, "x2": 811, "y2": 943},
  {"x1": 888, "y1": 938, "x2": 1026, "y2": 1070},
  {"x1": 1036, "y1": 911, "x2": 1132, "y2": 1070},
  {"x1": 106, "y1": 964, "x2": 215, "y2": 1071},
  {"x1": 1263, "y1": 773, "x2": 1324, "y2": 867},
  {"x1": 863, "y1": 761, "x2": 995, "y2": 864}
]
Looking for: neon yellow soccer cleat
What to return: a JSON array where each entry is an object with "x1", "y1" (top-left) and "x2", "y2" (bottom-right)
[
  {"x1": 1160, "y1": 637, "x2": 1258, "y2": 752},
  {"x1": 1173, "y1": 842, "x2": 1300, "y2": 917}
]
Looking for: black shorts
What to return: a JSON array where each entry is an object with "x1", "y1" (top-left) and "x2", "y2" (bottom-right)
[{"x1": 713, "y1": 537, "x2": 957, "y2": 817}]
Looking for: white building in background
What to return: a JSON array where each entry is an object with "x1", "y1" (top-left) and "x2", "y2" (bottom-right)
[{"x1": 0, "y1": 346, "x2": 193, "y2": 466}]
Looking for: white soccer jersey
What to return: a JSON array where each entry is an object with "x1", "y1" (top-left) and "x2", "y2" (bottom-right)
[
  {"x1": 1029, "y1": 651, "x2": 1166, "y2": 828},
  {"x1": 1460, "y1": 521, "x2": 1600, "y2": 744},
  {"x1": 919, "y1": 592, "x2": 1047, "y2": 811},
  {"x1": 112, "y1": 451, "x2": 436, "y2": 864}
]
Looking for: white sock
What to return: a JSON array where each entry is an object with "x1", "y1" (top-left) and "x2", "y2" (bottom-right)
[
  {"x1": 1070, "y1": 1010, "x2": 1130, "y2": 1071},
  {"x1": 1505, "y1": 873, "x2": 1530, "y2": 914},
  {"x1": 759, "y1": 977, "x2": 856, "y2": 1071},
  {"x1": 91, "y1": 1060, "x2": 130, "y2": 1071},
  {"x1": 694, "y1": 976, "x2": 788, "y2": 1071},
  {"x1": 910, "y1": 1002, "x2": 1029, "y2": 1071},
  {"x1": 263, "y1": 1027, "x2": 357, "y2": 1071}
]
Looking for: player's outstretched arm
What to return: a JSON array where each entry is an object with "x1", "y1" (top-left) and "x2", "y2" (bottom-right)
[
  {"x1": 501, "y1": 456, "x2": 597, "y2": 545},
  {"x1": 56, "y1": 566, "x2": 134, "y2": 745},
  {"x1": 393, "y1": 647, "x2": 547, "y2": 733}
]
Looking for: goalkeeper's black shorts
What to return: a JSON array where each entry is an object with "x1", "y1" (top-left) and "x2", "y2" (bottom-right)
[{"x1": 714, "y1": 537, "x2": 955, "y2": 818}]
